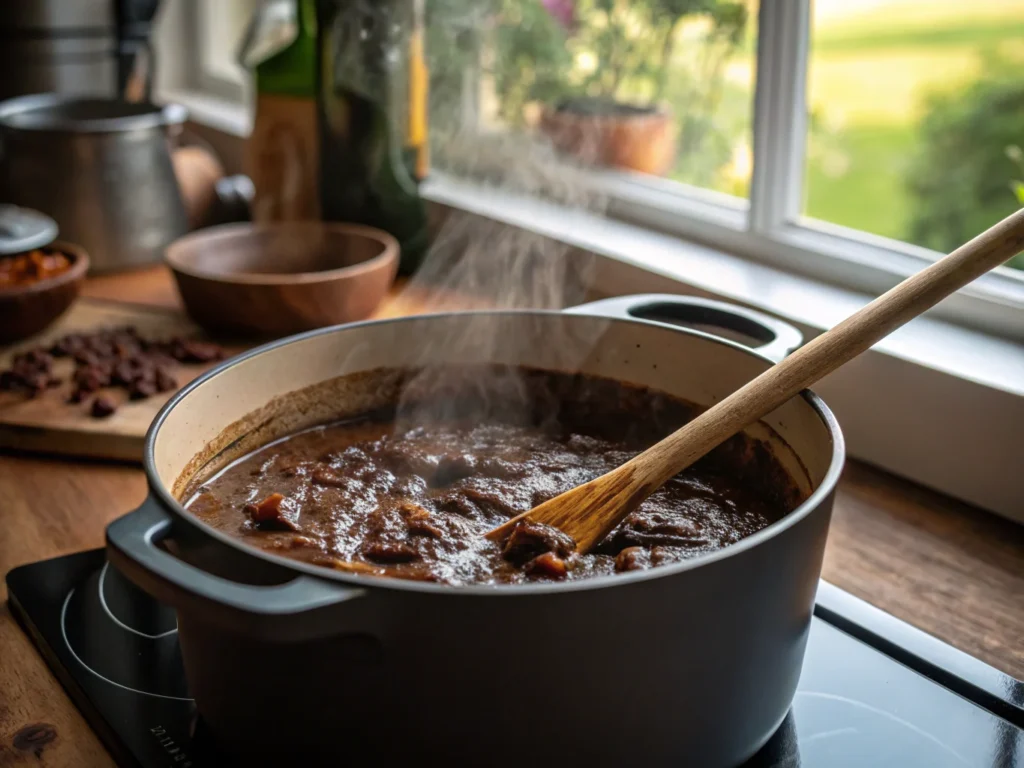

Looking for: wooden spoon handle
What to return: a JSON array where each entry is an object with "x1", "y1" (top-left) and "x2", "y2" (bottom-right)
[{"x1": 634, "y1": 208, "x2": 1024, "y2": 493}]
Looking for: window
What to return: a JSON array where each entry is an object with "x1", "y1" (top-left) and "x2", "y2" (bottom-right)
[
  {"x1": 804, "y1": 0, "x2": 1024, "y2": 270},
  {"x1": 156, "y1": 0, "x2": 1024, "y2": 338},
  {"x1": 152, "y1": 0, "x2": 260, "y2": 131},
  {"x1": 424, "y1": 0, "x2": 1024, "y2": 338},
  {"x1": 196, "y1": 0, "x2": 259, "y2": 102}
]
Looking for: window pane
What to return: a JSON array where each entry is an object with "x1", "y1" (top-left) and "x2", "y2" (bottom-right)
[
  {"x1": 427, "y1": 0, "x2": 758, "y2": 198},
  {"x1": 203, "y1": 0, "x2": 262, "y2": 86},
  {"x1": 804, "y1": 0, "x2": 1024, "y2": 270}
]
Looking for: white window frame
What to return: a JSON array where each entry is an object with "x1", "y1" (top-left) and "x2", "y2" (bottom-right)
[
  {"x1": 152, "y1": 0, "x2": 257, "y2": 136},
  {"x1": 194, "y1": 0, "x2": 254, "y2": 104},
  {"x1": 590, "y1": 0, "x2": 1024, "y2": 341}
]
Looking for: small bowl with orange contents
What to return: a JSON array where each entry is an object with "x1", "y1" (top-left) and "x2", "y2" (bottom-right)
[{"x1": 0, "y1": 206, "x2": 89, "y2": 343}]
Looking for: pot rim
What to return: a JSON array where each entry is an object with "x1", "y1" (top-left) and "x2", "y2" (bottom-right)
[{"x1": 143, "y1": 309, "x2": 846, "y2": 597}]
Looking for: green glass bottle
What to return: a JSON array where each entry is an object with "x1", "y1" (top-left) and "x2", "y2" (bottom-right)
[{"x1": 316, "y1": 0, "x2": 430, "y2": 275}]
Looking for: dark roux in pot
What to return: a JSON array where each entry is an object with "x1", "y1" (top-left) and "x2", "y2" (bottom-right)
[{"x1": 186, "y1": 369, "x2": 804, "y2": 585}]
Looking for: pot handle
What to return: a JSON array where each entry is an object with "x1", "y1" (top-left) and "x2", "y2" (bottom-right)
[
  {"x1": 567, "y1": 294, "x2": 803, "y2": 363},
  {"x1": 106, "y1": 498, "x2": 367, "y2": 642}
]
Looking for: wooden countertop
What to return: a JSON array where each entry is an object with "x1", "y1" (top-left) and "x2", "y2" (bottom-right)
[{"x1": 1, "y1": 266, "x2": 1022, "y2": 766}]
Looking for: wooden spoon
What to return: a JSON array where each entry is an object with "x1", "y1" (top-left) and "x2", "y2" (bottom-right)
[{"x1": 487, "y1": 209, "x2": 1024, "y2": 554}]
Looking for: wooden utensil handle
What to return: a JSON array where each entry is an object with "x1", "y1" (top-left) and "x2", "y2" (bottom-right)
[{"x1": 636, "y1": 209, "x2": 1024, "y2": 490}]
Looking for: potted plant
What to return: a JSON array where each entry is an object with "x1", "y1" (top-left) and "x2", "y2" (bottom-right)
[
  {"x1": 425, "y1": 0, "x2": 748, "y2": 178},
  {"x1": 509, "y1": 0, "x2": 747, "y2": 176}
]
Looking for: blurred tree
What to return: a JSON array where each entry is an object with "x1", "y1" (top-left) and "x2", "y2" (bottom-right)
[
  {"x1": 492, "y1": 0, "x2": 574, "y2": 123},
  {"x1": 905, "y1": 63, "x2": 1024, "y2": 270}
]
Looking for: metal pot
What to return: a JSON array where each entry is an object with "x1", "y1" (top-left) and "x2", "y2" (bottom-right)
[
  {"x1": 107, "y1": 295, "x2": 844, "y2": 767},
  {"x1": 0, "y1": 94, "x2": 188, "y2": 273}
]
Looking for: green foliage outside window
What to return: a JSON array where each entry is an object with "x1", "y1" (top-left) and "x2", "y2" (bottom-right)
[{"x1": 905, "y1": 61, "x2": 1024, "y2": 270}]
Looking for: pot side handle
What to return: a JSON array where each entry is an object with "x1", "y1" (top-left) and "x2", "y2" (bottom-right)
[
  {"x1": 566, "y1": 295, "x2": 803, "y2": 363},
  {"x1": 106, "y1": 498, "x2": 367, "y2": 642}
]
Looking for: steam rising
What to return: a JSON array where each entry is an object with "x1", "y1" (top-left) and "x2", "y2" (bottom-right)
[
  {"x1": 394, "y1": 130, "x2": 610, "y2": 430},
  {"x1": 410, "y1": 130, "x2": 607, "y2": 310}
]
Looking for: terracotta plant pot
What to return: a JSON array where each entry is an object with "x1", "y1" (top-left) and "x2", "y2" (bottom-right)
[{"x1": 540, "y1": 99, "x2": 676, "y2": 176}]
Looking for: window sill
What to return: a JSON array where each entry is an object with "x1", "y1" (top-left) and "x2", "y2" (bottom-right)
[
  {"x1": 423, "y1": 173, "x2": 1024, "y2": 524},
  {"x1": 424, "y1": 176, "x2": 1021, "y2": 396}
]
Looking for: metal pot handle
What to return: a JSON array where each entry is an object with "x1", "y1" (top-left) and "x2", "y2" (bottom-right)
[
  {"x1": 106, "y1": 498, "x2": 367, "y2": 642},
  {"x1": 567, "y1": 294, "x2": 803, "y2": 363}
]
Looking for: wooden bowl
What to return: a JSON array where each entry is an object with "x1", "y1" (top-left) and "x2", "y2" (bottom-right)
[
  {"x1": 166, "y1": 222, "x2": 400, "y2": 338},
  {"x1": 0, "y1": 241, "x2": 89, "y2": 344}
]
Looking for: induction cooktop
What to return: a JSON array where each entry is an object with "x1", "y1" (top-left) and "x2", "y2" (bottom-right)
[{"x1": 7, "y1": 550, "x2": 1024, "y2": 767}]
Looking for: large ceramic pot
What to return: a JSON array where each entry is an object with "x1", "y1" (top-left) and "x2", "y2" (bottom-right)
[{"x1": 107, "y1": 294, "x2": 844, "y2": 767}]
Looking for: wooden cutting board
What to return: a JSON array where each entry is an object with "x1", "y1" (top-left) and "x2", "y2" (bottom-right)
[{"x1": 0, "y1": 298, "x2": 249, "y2": 462}]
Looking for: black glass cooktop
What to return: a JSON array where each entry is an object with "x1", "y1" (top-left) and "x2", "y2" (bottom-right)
[{"x1": 7, "y1": 550, "x2": 1024, "y2": 767}]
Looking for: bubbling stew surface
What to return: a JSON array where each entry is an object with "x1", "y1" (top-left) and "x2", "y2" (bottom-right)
[{"x1": 186, "y1": 368, "x2": 804, "y2": 585}]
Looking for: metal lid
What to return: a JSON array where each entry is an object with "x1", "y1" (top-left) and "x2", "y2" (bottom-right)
[{"x1": 0, "y1": 204, "x2": 58, "y2": 255}]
